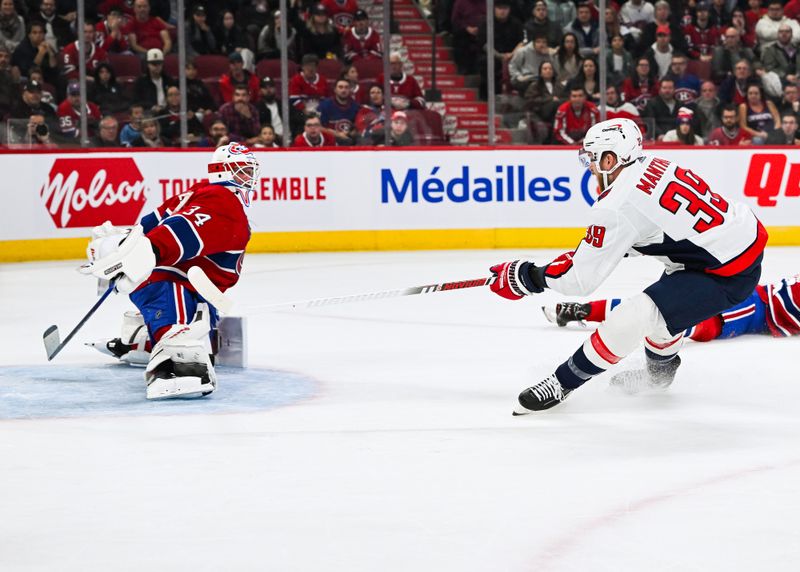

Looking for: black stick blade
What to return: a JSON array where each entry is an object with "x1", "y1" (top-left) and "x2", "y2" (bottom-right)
[{"x1": 43, "y1": 325, "x2": 61, "y2": 361}]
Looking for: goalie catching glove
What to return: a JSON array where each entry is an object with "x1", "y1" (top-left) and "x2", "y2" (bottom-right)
[
  {"x1": 79, "y1": 224, "x2": 156, "y2": 293},
  {"x1": 489, "y1": 260, "x2": 547, "y2": 300}
]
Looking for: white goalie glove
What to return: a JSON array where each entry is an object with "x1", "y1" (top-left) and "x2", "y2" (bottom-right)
[{"x1": 79, "y1": 224, "x2": 156, "y2": 293}]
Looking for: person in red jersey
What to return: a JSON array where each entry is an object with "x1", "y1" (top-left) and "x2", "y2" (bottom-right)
[
  {"x1": 57, "y1": 81, "x2": 102, "y2": 139},
  {"x1": 552, "y1": 86, "x2": 599, "y2": 145},
  {"x1": 80, "y1": 143, "x2": 259, "y2": 400},
  {"x1": 343, "y1": 9, "x2": 382, "y2": 63},
  {"x1": 707, "y1": 104, "x2": 751, "y2": 145},
  {"x1": 293, "y1": 112, "x2": 336, "y2": 147},
  {"x1": 377, "y1": 51, "x2": 425, "y2": 110},
  {"x1": 61, "y1": 20, "x2": 108, "y2": 80},
  {"x1": 95, "y1": 8, "x2": 129, "y2": 53},
  {"x1": 322, "y1": 0, "x2": 359, "y2": 31},
  {"x1": 289, "y1": 53, "x2": 330, "y2": 114},
  {"x1": 124, "y1": 0, "x2": 171, "y2": 56}
]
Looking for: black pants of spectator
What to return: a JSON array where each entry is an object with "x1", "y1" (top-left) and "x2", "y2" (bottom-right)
[
  {"x1": 510, "y1": 78, "x2": 534, "y2": 96},
  {"x1": 452, "y1": 29, "x2": 481, "y2": 75},
  {"x1": 478, "y1": 55, "x2": 503, "y2": 100},
  {"x1": 529, "y1": 100, "x2": 560, "y2": 143}
]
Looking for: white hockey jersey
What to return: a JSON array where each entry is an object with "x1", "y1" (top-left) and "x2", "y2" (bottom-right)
[{"x1": 543, "y1": 155, "x2": 768, "y2": 296}]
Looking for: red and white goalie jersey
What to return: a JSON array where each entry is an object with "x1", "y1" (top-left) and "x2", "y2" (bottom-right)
[
  {"x1": 138, "y1": 183, "x2": 251, "y2": 294},
  {"x1": 542, "y1": 156, "x2": 768, "y2": 296}
]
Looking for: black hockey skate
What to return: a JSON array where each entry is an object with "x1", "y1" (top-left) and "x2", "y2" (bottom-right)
[
  {"x1": 609, "y1": 355, "x2": 682, "y2": 395},
  {"x1": 541, "y1": 302, "x2": 591, "y2": 327},
  {"x1": 513, "y1": 374, "x2": 573, "y2": 415}
]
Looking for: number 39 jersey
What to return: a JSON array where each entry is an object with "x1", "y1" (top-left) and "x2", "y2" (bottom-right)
[
  {"x1": 139, "y1": 183, "x2": 251, "y2": 293},
  {"x1": 543, "y1": 155, "x2": 768, "y2": 296}
]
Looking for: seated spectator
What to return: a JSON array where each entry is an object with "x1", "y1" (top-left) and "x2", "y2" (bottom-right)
[
  {"x1": 354, "y1": 84, "x2": 386, "y2": 143},
  {"x1": 340, "y1": 64, "x2": 368, "y2": 104},
  {"x1": 10, "y1": 80, "x2": 56, "y2": 122},
  {"x1": 204, "y1": 119, "x2": 230, "y2": 148},
  {"x1": 27, "y1": 66, "x2": 56, "y2": 107},
  {"x1": 188, "y1": 5, "x2": 217, "y2": 56},
  {"x1": 343, "y1": 10, "x2": 382, "y2": 63},
  {"x1": 185, "y1": 60, "x2": 216, "y2": 116},
  {"x1": 319, "y1": 77, "x2": 360, "y2": 145},
  {"x1": 377, "y1": 52, "x2": 426, "y2": 110},
  {"x1": 730, "y1": 8, "x2": 755, "y2": 49},
  {"x1": 683, "y1": 2, "x2": 720, "y2": 62},
  {"x1": 639, "y1": 1, "x2": 687, "y2": 57},
  {"x1": 552, "y1": 86, "x2": 598, "y2": 144},
  {"x1": 524, "y1": 60, "x2": 565, "y2": 123},
  {"x1": 252, "y1": 124, "x2": 279, "y2": 148},
  {"x1": 567, "y1": 56, "x2": 600, "y2": 103},
  {"x1": 89, "y1": 62, "x2": 129, "y2": 114},
  {"x1": 693, "y1": 80, "x2": 721, "y2": 138},
  {"x1": 295, "y1": 4, "x2": 342, "y2": 61},
  {"x1": 12, "y1": 22, "x2": 59, "y2": 87},
  {"x1": 322, "y1": 0, "x2": 359, "y2": 31},
  {"x1": 220, "y1": 51, "x2": 260, "y2": 103},
  {"x1": 387, "y1": 110, "x2": 413, "y2": 147},
  {"x1": 293, "y1": 112, "x2": 336, "y2": 147},
  {"x1": 662, "y1": 107, "x2": 704, "y2": 144},
  {"x1": 479, "y1": 0, "x2": 523, "y2": 98},
  {"x1": 739, "y1": 83, "x2": 780, "y2": 144},
  {"x1": 777, "y1": 83, "x2": 800, "y2": 122},
  {"x1": 712, "y1": 27, "x2": 755, "y2": 82},
  {"x1": 509, "y1": 35, "x2": 552, "y2": 95},
  {"x1": 0, "y1": 44, "x2": 18, "y2": 116},
  {"x1": 606, "y1": 34, "x2": 633, "y2": 86},
  {"x1": 0, "y1": 0, "x2": 26, "y2": 51},
  {"x1": 719, "y1": 58, "x2": 756, "y2": 105},
  {"x1": 451, "y1": 0, "x2": 486, "y2": 75},
  {"x1": 57, "y1": 81, "x2": 102, "y2": 140},
  {"x1": 289, "y1": 53, "x2": 330, "y2": 115},
  {"x1": 525, "y1": 0, "x2": 562, "y2": 48},
  {"x1": 760, "y1": 24, "x2": 800, "y2": 83},
  {"x1": 553, "y1": 32, "x2": 581, "y2": 86},
  {"x1": 644, "y1": 24, "x2": 674, "y2": 79},
  {"x1": 61, "y1": 20, "x2": 109, "y2": 81},
  {"x1": 91, "y1": 115, "x2": 121, "y2": 147},
  {"x1": 756, "y1": 0, "x2": 800, "y2": 50},
  {"x1": 666, "y1": 53, "x2": 700, "y2": 104},
  {"x1": 214, "y1": 10, "x2": 250, "y2": 63},
  {"x1": 130, "y1": 114, "x2": 167, "y2": 147},
  {"x1": 120, "y1": 102, "x2": 145, "y2": 146},
  {"x1": 708, "y1": 103, "x2": 751, "y2": 145},
  {"x1": 95, "y1": 8, "x2": 129, "y2": 53},
  {"x1": 31, "y1": 0, "x2": 74, "y2": 51},
  {"x1": 563, "y1": 2, "x2": 598, "y2": 59},
  {"x1": 159, "y1": 86, "x2": 205, "y2": 146},
  {"x1": 257, "y1": 9, "x2": 296, "y2": 61},
  {"x1": 765, "y1": 113, "x2": 800, "y2": 145},
  {"x1": 238, "y1": 0, "x2": 273, "y2": 45},
  {"x1": 24, "y1": 111, "x2": 57, "y2": 147},
  {"x1": 619, "y1": 0, "x2": 654, "y2": 46},
  {"x1": 219, "y1": 84, "x2": 261, "y2": 143},
  {"x1": 642, "y1": 77, "x2": 679, "y2": 139},
  {"x1": 709, "y1": 0, "x2": 730, "y2": 28},
  {"x1": 620, "y1": 56, "x2": 658, "y2": 111},
  {"x1": 125, "y1": 0, "x2": 172, "y2": 56},
  {"x1": 133, "y1": 48, "x2": 177, "y2": 113},
  {"x1": 604, "y1": 84, "x2": 641, "y2": 122},
  {"x1": 255, "y1": 76, "x2": 284, "y2": 140},
  {"x1": 547, "y1": 0, "x2": 576, "y2": 30}
]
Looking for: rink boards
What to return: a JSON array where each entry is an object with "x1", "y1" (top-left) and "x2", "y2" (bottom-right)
[{"x1": 1, "y1": 146, "x2": 799, "y2": 262}]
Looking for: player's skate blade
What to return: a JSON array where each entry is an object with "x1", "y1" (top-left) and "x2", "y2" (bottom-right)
[
  {"x1": 512, "y1": 374, "x2": 572, "y2": 415},
  {"x1": 610, "y1": 355, "x2": 681, "y2": 395},
  {"x1": 146, "y1": 375, "x2": 215, "y2": 399}
]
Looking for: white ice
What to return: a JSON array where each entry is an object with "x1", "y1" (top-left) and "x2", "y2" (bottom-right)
[{"x1": 1, "y1": 248, "x2": 799, "y2": 572}]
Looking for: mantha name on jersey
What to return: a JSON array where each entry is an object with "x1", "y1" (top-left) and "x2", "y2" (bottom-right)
[
  {"x1": 139, "y1": 182, "x2": 251, "y2": 293},
  {"x1": 541, "y1": 155, "x2": 768, "y2": 296}
]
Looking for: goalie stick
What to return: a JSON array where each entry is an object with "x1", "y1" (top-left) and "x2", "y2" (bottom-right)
[{"x1": 43, "y1": 280, "x2": 116, "y2": 361}]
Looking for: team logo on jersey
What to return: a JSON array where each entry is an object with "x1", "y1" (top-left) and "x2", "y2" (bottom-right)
[{"x1": 41, "y1": 158, "x2": 146, "y2": 228}]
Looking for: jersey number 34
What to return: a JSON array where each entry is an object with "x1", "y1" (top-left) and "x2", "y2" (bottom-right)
[{"x1": 659, "y1": 167, "x2": 729, "y2": 233}]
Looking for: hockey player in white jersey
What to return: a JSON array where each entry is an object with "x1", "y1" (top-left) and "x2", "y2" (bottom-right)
[{"x1": 489, "y1": 118, "x2": 768, "y2": 414}]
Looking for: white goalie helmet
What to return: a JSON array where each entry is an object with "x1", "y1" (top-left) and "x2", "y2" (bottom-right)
[
  {"x1": 207, "y1": 143, "x2": 261, "y2": 206},
  {"x1": 578, "y1": 118, "x2": 643, "y2": 187}
]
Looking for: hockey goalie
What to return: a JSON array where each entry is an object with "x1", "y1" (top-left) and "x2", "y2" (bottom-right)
[{"x1": 79, "y1": 143, "x2": 258, "y2": 399}]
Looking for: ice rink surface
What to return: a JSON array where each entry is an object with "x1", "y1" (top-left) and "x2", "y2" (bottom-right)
[{"x1": 1, "y1": 247, "x2": 799, "y2": 571}]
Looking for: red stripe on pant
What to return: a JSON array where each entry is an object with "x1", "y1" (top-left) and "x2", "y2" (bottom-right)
[
  {"x1": 645, "y1": 335, "x2": 683, "y2": 350},
  {"x1": 590, "y1": 331, "x2": 622, "y2": 365}
]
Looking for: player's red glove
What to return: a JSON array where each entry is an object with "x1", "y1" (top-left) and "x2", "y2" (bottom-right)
[{"x1": 489, "y1": 260, "x2": 546, "y2": 300}]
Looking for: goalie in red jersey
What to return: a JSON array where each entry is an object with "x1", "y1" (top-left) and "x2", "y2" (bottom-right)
[{"x1": 79, "y1": 143, "x2": 259, "y2": 400}]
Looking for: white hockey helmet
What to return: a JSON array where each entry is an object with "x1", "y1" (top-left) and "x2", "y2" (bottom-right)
[
  {"x1": 578, "y1": 118, "x2": 643, "y2": 186},
  {"x1": 207, "y1": 143, "x2": 261, "y2": 206}
]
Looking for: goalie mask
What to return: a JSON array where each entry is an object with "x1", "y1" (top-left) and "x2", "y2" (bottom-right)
[
  {"x1": 207, "y1": 143, "x2": 261, "y2": 206},
  {"x1": 578, "y1": 118, "x2": 643, "y2": 189}
]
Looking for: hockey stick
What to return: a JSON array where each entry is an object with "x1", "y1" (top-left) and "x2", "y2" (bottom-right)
[
  {"x1": 43, "y1": 280, "x2": 116, "y2": 361},
  {"x1": 247, "y1": 276, "x2": 497, "y2": 313},
  {"x1": 187, "y1": 266, "x2": 234, "y2": 314}
]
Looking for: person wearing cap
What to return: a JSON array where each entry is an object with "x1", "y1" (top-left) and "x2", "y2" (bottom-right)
[
  {"x1": 295, "y1": 3, "x2": 342, "y2": 60},
  {"x1": 95, "y1": 8, "x2": 129, "y2": 53},
  {"x1": 643, "y1": 23, "x2": 674, "y2": 79},
  {"x1": 318, "y1": 77, "x2": 360, "y2": 145},
  {"x1": 133, "y1": 47, "x2": 177, "y2": 112},
  {"x1": 563, "y1": 2, "x2": 599, "y2": 59},
  {"x1": 255, "y1": 77, "x2": 284, "y2": 139},
  {"x1": 61, "y1": 20, "x2": 109, "y2": 81},
  {"x1": 220, "y1": 51, "x2": 260, "y2": 103},
  {"x1": 322, "y1": 0, "x2": 359, "y2": 31},
  {"x1": 683, "y1": 2, "x2": 720, "y2": 61},
  {"x1": 377, "y1": 52, "x2": 426, "y2": 110},
  {"x1": 343, "y1": 9, "x2": 382, "y2": 63},
  {"x1": 292, "y1": 112, "x2": 336, "y2": 147},
  {"x1": 639, "y1": 1, "x2": 687, "y2": 57},
  {"x1": 388, "y1": 110, "x2": 413, "y2": 146},
  {"x1": 124, "y1": 0, "x2": 171, "y2": 56},
  {"x1": 761, "y1": 23, "x2": 800, "y2": 83},
  {"x1": 10, "y1": 80, "x2": 56, "y2": 122},
  {"x1": 289, "y1": 53, "x2": 331, "y2": 114},
  {"x1": 188, "y1": 4, "x2": 217, "y2": 56},
  {"x1": 662, "y1": 106, "x2": 704, "y2": 144},
  {"x1": 57, "y1": 81, "x2": 102, "y2": 140},
  {"x1": 756, "y1": 0, "x2": 800, "y2": 49},
  {"x1": 11, "y1": 21, "x2": 58, "y2": 86}
]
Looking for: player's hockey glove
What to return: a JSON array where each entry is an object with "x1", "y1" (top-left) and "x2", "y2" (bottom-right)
[
  {"x1": 489, "y1": 260, "x2": 547, "y2": 300},
  {"x1": 79, "y1": 225, "x2": 156, "y2": 293}
]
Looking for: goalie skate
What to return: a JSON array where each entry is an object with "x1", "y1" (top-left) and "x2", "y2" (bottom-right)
[{"x1": 86, "y1": 311, "x2": 150, "y2": 366}]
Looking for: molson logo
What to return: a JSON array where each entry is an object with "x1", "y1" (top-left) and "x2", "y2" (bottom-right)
[{"x1": 40, "y1": 158, "x2": 147, "y2": 228}]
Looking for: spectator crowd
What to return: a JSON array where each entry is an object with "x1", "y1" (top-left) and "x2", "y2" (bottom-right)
[{"x1": 0, "y1": 0, "x2": 427, "y2": 148}]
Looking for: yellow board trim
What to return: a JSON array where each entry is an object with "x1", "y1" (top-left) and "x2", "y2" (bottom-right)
[{"x1": 2, "y1": 226, "x2": 800, "y2": 262}]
